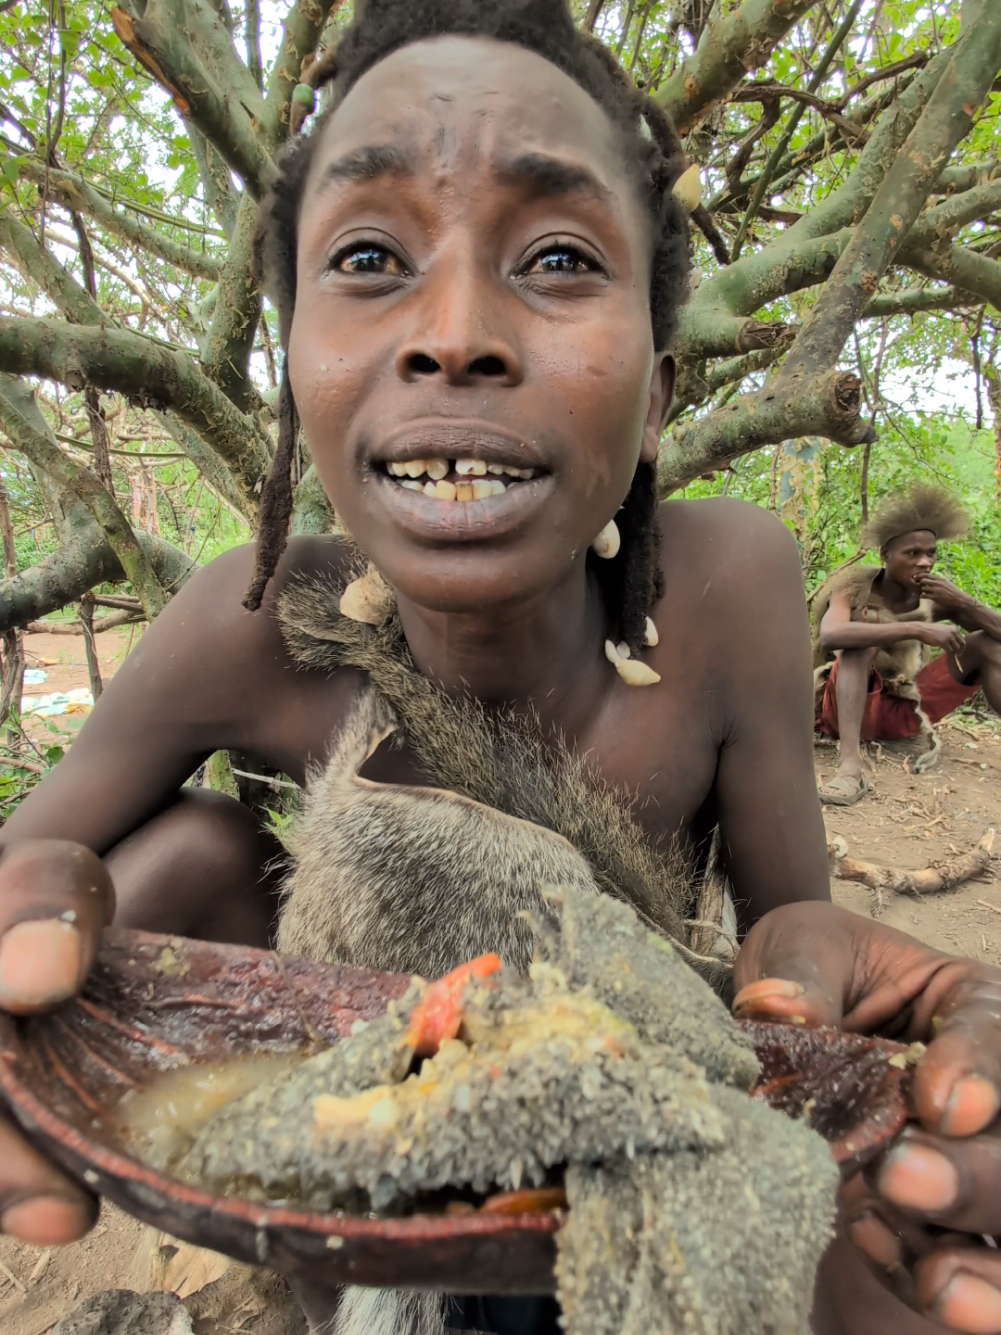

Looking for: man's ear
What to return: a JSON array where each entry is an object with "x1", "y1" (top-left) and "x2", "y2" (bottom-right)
[{"x1": 640, "y1": 353, "x2": 675, "y2": 464}]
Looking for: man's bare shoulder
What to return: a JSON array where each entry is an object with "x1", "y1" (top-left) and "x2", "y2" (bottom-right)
[
  {"x1": 145, "y1": 535, "x2": 354, "y2": 657},
  {"x1": 657, "y1": 497, "x2": 802, "y2": 594}
]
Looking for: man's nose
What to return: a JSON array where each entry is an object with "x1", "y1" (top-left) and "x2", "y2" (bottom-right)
[{"x1": 395, "y1": 256, "x2": 524, "y2": 388}]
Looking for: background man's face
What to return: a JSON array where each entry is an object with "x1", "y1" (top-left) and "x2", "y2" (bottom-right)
[{"x1": 884, "y1": 529, "x2": 937, "y2": 588}]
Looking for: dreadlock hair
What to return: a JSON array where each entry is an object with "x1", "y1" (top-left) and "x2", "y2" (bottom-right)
[
  {"x1": 862, "y1": 483, "x2": 970, "y2": 556},
  {"x1": 245, "y1": 0, "x2": 691, "y2": 657}
]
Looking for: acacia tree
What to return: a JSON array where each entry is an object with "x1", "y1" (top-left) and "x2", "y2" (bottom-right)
[{"x1": 0, "y1": 0, "x2": 999, "y2": 642}]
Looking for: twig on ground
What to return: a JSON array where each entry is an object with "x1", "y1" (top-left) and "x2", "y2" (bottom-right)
[
  {"x1": 830, "y1": 829, "x2": 995, "y2": 915},
  {"x1": 0, "y1": 1256, "x2": 26, "y2": 1292},
  {"x1": 977, "y1": 899, "x2": 1001, "y2": 916},
  {"x1": 27, "y1": 1250, "x2": 51, "y2": 1285},
  {"x1": 230, "y1": 767, "x2": 299, "y2": 791}
]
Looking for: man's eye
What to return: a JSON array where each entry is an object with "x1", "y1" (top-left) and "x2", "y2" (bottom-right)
[
  {"x1": 524, "y1": 245, "x2": 599, "y2": 276},
  {"x1": 333, "y1": 243, "x2": 406, "y2": 276}
]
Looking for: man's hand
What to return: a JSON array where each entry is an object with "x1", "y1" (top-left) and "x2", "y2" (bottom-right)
[
  {"x1": 918, "y1": 621, "x2": 967, "y2": 655},
  {"x1": 734, "y1": 902, "x2": 1001, "y2": 1334},
  {"x1": 918, "y1": 574, "x2": 976, "y2": 618},
  {"x1": 0, "y1": 840, "x2": 114, "y2": 1245}
]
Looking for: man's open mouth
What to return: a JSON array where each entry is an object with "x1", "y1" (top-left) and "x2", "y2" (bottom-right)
[{"x1": 377, "y1": 457, "x2": 539, "y2": 502}]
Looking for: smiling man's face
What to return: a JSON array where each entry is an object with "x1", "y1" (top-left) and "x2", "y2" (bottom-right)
[{"x1": 289, "y1": 36, "x2": 674, "y2": 614}]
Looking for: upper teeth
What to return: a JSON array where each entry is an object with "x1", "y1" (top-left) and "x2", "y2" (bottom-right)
[{"x1": 386, "y1": 459, "x2": 535, "y2": 481}]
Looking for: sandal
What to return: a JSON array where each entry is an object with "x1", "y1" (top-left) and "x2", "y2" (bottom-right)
[{"x1": 819, "y1": 772, "x2": 871, "y2": 807}]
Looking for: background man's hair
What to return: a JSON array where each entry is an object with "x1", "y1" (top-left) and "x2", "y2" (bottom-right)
[
  {"x1": 863, "y1": 483, "x2": 970, "y2": 554},
  {"x1": 246, "y1": 0, "x2": 690, "y2": 656}
]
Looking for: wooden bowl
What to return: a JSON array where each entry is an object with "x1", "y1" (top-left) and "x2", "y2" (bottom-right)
[{"x1": 0, "y1": 930, "x2": 912, "y2": 1296}]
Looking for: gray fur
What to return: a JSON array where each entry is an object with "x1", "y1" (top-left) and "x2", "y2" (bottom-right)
[
  {"x1": 278, "y1": 689, "x2": 602, "y2": 979},
  {"x1": 270, "y1": 576, "x2": 762, "y2": 1335},
  {"x1": 278, "y1": 573, "x2": 692, "y2": 948},
  {"x1": 331, "y1": 1290, "x2": 448, "y2": 1335}
]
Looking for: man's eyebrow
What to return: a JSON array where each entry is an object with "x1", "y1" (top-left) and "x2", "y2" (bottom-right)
[
  {"x1": 316, "y1": 144, "x2": 412, "y2": 190},
  {"x1": 496, "y1": 152, "x2": 611, "y2": 203}
]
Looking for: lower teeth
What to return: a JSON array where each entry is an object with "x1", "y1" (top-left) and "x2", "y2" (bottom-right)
[{"x1": 395, "y1": 477, "x2": 509, "y2": 501}]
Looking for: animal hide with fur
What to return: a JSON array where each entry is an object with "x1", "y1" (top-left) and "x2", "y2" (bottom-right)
[
  {"x1": 279, "y1": 572, "x2": 697, "y2": 953},
  {"x1": 278, "y1": 687, "x2": 602, "y2": 980},
  {"x1": 275, "y1": 572, "x2": 727, "y2": 1335}
]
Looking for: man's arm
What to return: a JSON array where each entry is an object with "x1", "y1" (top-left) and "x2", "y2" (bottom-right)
[
  {"x1": 1, "y1": 545, "x2": 294, "y2": 856},
  {"x1": 819, "y1": 590, "x2": 960, "y2": 651},
  {"x1": 920, "y1": 574, "x2": 1001, "y2": 640},
  {"x1": 704, "y1": 504, "x2": 831, "y2": 925}
]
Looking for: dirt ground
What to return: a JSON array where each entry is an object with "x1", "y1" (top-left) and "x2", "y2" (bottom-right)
[{"x1": 0, "y1": 654, "x2": 997, "y2": 1330}]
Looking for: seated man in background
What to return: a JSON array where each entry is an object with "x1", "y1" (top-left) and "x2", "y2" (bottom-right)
[{"x1": 814, "y1": 484, "x2": 1001, "y2": 805}]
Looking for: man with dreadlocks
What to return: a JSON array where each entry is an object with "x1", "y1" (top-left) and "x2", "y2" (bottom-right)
[
  {"x1": 814, "y1": 484, "x2": 1001, "y2": 805},
  {"x1": 2, "y1": 4, "x2": 1001, "y2": 1334}
]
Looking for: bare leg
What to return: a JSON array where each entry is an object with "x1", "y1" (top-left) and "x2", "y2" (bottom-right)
[
  {"x1": 286, "y1": 1277, "x2": 341, "y2": 1332},
  {"x1": 107, "y1": 788, "x2": 285, "y2": 947},
  {"x1": 831, "y1": 648, "x2": 877, "y2": 785},
  {"x1": 952, "y1": 631, "x2": 1001, "y2": 715}
]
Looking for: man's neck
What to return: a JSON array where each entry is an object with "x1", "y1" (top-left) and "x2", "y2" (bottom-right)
[
  {"x1": 395, "y1": 562, "x2": 608, "y2": 735},
  {"x1": 875, "y1": 568, "x2": 920, "y2": 613}
]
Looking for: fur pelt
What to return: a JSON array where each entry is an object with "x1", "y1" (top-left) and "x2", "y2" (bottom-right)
[
  {"x1": 331, "y1": 1290, "x2": 449, "y2": 1335},
  {"x1": 276, "y1": 573, "x2": 725, "y2": 1335},
  {"x1": 862, "y1": 483, "x2": 969, "y2": 553},
  {"x1": 278, "y1": 686, "x2": 602, "y2": 979},
  {"x1": 279, "y1": 572, "x2": 693, "y2": 949}
]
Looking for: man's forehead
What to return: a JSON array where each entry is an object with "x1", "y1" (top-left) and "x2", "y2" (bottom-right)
[{"x1": 307, "y1": 37, "x2": 628, "y2": 196}]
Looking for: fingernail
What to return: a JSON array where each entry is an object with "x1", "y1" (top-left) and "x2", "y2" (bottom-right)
[
  {"x1": 0, "y1": 920, "x2": 83, "y2": 1010},
  {"x1": 941, "y1": 1075, "x2": 1001, "y2": 1138},
  {"x1": 2, "y1": 1197, "x2": 92, "y2": 1246},
  {"x1": 935, "y1": 1274, "x2": 1001, "y2": 1334},
  {"x1": 879, "y1": 1141, "x2": 959, "y2": 1213},
  {"x1": 733, "y1": 979, "x2": 805, "y2": 1012},
  {"x1": 847, "y1": 1210, "x2": 902, "y2": 1269}
]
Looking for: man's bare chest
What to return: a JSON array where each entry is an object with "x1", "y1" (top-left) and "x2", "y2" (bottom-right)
[{"x1": 261, "y1": 662, "x2": 722, "y2": 854}]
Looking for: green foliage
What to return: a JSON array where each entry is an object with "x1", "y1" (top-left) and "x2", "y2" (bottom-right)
[{"x1": 680, "y1": 412, "x2": 1001, "y2": 602}]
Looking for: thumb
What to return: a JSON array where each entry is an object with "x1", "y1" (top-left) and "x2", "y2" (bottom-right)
[{"x1": 733, "y1": 901, "x2": 854, "y2": 1028}]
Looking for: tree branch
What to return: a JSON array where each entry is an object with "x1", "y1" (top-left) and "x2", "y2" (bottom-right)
[
  {"x1": 905, "y1": 244, "x2": 1001, "y2": 311},
  {"x1": 0, "y1": 212, "x2": 105, "y2": 326},
  {"x1": 780, "y1": 10, "x2": 1001, "y2": 379},
  {"x1": 260, "y1": 0, "x2": 341, "y2": 150},
  {"x1": 0, "y1": 317, "x2": 271, "y2": 510},
  {"x1": 655, "y1": 0, "x2": 821, "y2": 134},
  {"x1": 111, "y1": 3, "x2": 270, "y2": 196},
  {"x1": 16, "y1": 158, "x2": 223, "y2": 281},
  {"x1": 915, "y1": 178, "x2": 1001, "y2": 238},
  {"x1": 862, "y1": 285, "x2": 979, "y2": 317},
  {"x1": 779, "y1": 50, "x2": 950, "y2": 246},
  {"x1": 657, "y1": 370, "x2": 876, "y2": 495},
  {"x1": 0, "y1": 376, "x2": 168, "y2": 619},
  {"x1": 0, "y1": 215, "x2": 255, "y2": 515},
  {"x1": 0, "y1": 505, "x2": 191, "y2": 634},
  {"x1": 934, "y1": 159, "x2": 1001, "y2": 195},
  {"x1": 199, "y1": 192, "x2": 262, "y2": 413},
  {"x1": 187, "y1": 125, "x2": 239, "y2": 238},
  {"x1": 675, "y1": 306, "x2": 792, "y2": 359},
  {"x1": 731, "y1": 0, "x2": 865, "y2": 261},
  {"x1": 245, "y1": 0, "x2": 263, "y2": 89}
]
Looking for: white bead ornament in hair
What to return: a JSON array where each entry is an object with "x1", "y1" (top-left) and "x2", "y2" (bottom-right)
[
  {"x1": 605, "y1": 638, "x2": 661, "y2": 687},
  {"x1": 591, "y1": 519, "x2": 620, "y2": 559}
]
